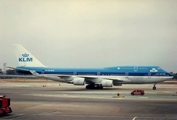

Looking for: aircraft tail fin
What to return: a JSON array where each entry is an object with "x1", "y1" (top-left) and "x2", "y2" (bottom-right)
[{"x1": 13, "y1": 44, "x2": 46, "y2": 67}]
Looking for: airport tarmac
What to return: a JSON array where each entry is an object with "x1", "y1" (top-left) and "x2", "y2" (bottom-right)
[{"x1": 0, "y1": 79, "x2": 177, "y2": 120}]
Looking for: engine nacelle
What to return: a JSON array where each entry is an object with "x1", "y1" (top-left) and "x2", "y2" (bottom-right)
[
  {"x1": 113, "y1": 81, "x2": 122, "y2": 86},
  {"x1": 101, "y1": 80, "x2": 113, "y2": 87},
  {"x1": 73, "y1": 78, "x2": 85, "y2": 85}
]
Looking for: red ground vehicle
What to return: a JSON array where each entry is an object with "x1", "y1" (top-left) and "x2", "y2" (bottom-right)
[
  {"x1": 0, "y1": 95, "x2": 12, "y2": 115},
  {"x1": 131, "y1": 90, "x2": 145, "y2": 95}
]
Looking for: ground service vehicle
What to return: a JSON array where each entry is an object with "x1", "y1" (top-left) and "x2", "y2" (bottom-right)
[
  {"x1": 0, "y1": 95, "x2": 12, "y2": 115},
  {"x1": 131, "y1": 90, "x2": 145, "y2": 95}
]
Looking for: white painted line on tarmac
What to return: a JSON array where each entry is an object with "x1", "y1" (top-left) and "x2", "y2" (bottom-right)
[{"x1": 132, "y1": 116, "x2": 137, "y2": 120}]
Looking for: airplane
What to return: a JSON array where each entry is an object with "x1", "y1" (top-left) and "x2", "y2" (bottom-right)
[{"x1": 7, "y1": 44, "x2": 173, "y2": 90}]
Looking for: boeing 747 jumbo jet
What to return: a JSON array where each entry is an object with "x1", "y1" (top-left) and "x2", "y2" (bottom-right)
[{"x1": 8, "y1": 44, "x2": 173, "y2": 90}]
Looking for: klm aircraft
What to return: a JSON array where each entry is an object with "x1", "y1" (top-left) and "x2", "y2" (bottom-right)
[{"x1": 9, "y1": 44, "x2": 173, "y2": 90}]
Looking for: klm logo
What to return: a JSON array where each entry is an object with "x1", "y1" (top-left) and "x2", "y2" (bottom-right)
[
  {"x1": 19, "y1": 53, "x2": 33, "y2": 62},
  {"x1": 150, "y1": 68, "x2": 158, "y2": 72}
]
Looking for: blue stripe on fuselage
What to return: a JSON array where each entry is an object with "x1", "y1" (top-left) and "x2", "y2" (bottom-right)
[{"x1": 16, "y1": 66, "x2": 173, "y2": 76}]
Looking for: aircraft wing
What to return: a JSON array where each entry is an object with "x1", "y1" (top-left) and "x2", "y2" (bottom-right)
[
  {"x1": 29, "y1": 70, "x2": 71, "y2": 83},
  {"x1": 4, "y1": 67, "x2": 66, "y2": 82},
  {"x1": 29, "y1": 70, "x2": 131, "y2": 83},
  {"x1": 7, "y1": 68, "x2": 130, "y2": 83},
  {"x1": 101, "y1": 77, "x2": 131, "y2": 82},
  {"x1": 54, "y1": 74, "x2": 131, "y2": 83}
]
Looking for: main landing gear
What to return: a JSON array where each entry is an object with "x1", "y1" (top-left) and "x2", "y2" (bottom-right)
[
  {"x1": 86, "y1": 84, "x2": 103, "y2": 89},
  {"x1": 152, "y1": 84, "x2": 157, "y2": 90}
]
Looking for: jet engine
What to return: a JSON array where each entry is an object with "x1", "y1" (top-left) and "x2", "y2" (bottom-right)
[
  {"x1": 101, "y1": 80, "x2": 113, "y2": 87},
  {"x1": 73, "y1": 78, "x2": 85, "y2": 85}
]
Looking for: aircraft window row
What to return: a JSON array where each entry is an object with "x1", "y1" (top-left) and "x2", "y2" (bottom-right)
[
  {"x1": 156, "y1": 73, "x2": 166, "y2": 76},
  {"x1": 97, "y1": 74, "x2": 125, "y2": 76},
  {"x1": 120, "y1": 68, "x2": 132, "y2": 70},
  {"x1": 74, "y1": 72, "x2": 140, "y2": 75},
  {"x1": 75, "y1": 73, "x2": 105, "y2": 75},
  {"x1": 84, "y1": 74, "x2": 97, "y2": 75},
  {"x1": 110, "y1": 74, "x2": 125, "y2": 75},
  {"x1": 139, "y1": 68, "x2": 148, "y2": 70},
  {"x1": 77, "y1": 74, "x2": 96, "y2": 75},
  {"x1": 73, "y1": 73, "x2": 166, "y2": 76},
  {"x1": 44, "y1": 70, "x2": 54, "y2": 71}
]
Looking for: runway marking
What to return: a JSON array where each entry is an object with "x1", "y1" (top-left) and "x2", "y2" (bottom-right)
[{"x1": 132, "y1": 116, "x2": 137, "y2": 120}]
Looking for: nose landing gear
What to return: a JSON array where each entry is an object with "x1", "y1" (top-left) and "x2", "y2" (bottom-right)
[{"x1": 152, "y1": 84, "x2": 157, "y2": 90}]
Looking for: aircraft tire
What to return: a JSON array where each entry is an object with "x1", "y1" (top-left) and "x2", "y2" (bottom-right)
[
  {"x1": 99, "y1": 85, "x2": 103, "y2": 89},
  {"x1": 86, "y1": 85, "x2": 90, "y2": 89},
  {"x1": 153, "y1": 87, "x2": 156, "y2": 90},
  {"x1": 86, "y1": 84, "x2": 95, "y2": 89},
  {"x1": 95, "y1": 84, "x2": 103, "y2": 89}
]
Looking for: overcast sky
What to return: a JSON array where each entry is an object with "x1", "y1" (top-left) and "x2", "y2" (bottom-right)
[{"x1": 0, "y1": 0, "x2": 177, "y2": 72}]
